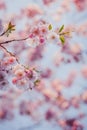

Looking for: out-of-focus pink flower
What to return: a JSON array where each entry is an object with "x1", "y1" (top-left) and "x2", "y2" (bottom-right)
[
  {"x1": 0, "y1": 93, "x2": 14, "y2": 120},
  {"x1": 58, "y1": 119, "x2": 66, "y2": 127},
  {"x1": 61, "y1": 0, "x2": 70, "y2": 12},
  {"x1": 53, "y1": 52, "x2": 64, "y2": 66},
  {"x1": 28, "y1": 46, "x2": 43, "y2": 62},
  {"x1": 64, "y1": 70, "x2": 77, "y2": 87},
  {"x1": 41, "y1": 68, "x2": 52, "y2": 78},
  {"x1": 71, "y1": 96, "x2": 80, "y2": 108},
  {"x1": 12, "y1": 77, "x2": 18, "y2": 84},
  {"x1": 43, "y1": 0, "x2": 56, "y2": 5},
  {"x1": 0, "y1": 2, "x2": 6, "y2": 10},
  {"x1": 52, "y1": 79, "x2": 63, "y2": 92},
  {"x1": 81, "y1": 91, "x2": 87, "y2": 103},
  {"x1": 74, "y1": 0, "x2": 87, "y2": 11},
  {"x1": 24, "y1": 4, "x2": 43, "y2": 18},
  {"x1": 60, "y1": 100, "x2": 70, "y2": 110},
  {"x1": 42, "y1": 88, "x2": 57, "y2": 101},
  {"x1": 81, "y1": 66, "x2": 87, "y2": 79},
  {"x1": 45, "y1": 109, "x2": 56, "y2": 121},
  {"x1": 70, "y1": 44, "x2": 81, "y2": 55}
]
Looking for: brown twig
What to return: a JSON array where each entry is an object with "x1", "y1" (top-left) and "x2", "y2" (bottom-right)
[
  {"x1": 0, "y1": 37, "x2": 29, "y2": 45},
  {"x1": 0, "y1": 44, "x2": 20, "y2": 64},
  {"x1": 0, "y1": 43, "x2": 29, "y2": 69},
  {"x1": 0, "y1": 29, "x2": 9, "y2": 37}
]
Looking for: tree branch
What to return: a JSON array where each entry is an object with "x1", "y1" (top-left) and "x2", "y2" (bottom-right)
[
  {"x1": 0, "y1": 37, "x2": 29, "y2": 45},
  {"x1": 0, "y1": 44, "x2": 20, "y2": 64}
]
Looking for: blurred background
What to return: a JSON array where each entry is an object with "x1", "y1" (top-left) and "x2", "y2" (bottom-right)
[{"x1": 0, "y1": 0, "x2": 87, "y2": 130}]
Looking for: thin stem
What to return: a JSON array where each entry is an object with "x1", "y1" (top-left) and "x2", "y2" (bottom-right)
[
  {"x1": 0, "y1": 44, "x2": 20, "y2": 64},
  {"x1": 0, "y1": 29, "x2": 9, "y2": 37},
  {"x1": 0, "y1": 37, "x2": 29, "y2": 45},
  {"x1": 0, "y1": 43, "x2": 29, "y2": 69}
]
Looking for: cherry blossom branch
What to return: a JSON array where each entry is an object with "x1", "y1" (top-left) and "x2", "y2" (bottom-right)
[
  {"x1": 0, "y1": 37, "x2": 29, "y2": 45},
  {"x1": 0, "y1": 22, "x2": 29, "y2": 45},
  {"x1": 0, "y1": 22, "x2": 16, "y2": 37},
  {"x1": 0, "y1": 29, "x2": 9, "y2": 37},
  {"x1": 0, "y1": 44, "x2": 20, "y2": 64}
]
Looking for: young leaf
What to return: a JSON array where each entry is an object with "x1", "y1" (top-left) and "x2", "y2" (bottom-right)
[
  {"x1": 34, "y1": 79, "x2": 40, "y2": 86},
  {"x1": 59, "y1": 25, "x2": 64, "y2": 33},
  {"x1": 6, "y1": 22, "x2": 15, "y2": 37},
  {"x1": 59, "y1": 35, "x2": 65, "y2": 45},
  {"x1": 7, "y1": 22, "x2": 15, "y2": 30},
  {"x1": 48, "y1": 24, "x2": 52, "y2": 30}
]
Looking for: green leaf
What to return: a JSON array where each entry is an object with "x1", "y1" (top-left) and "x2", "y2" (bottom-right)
[
  {"x1": 6, "y1": 22, "x2": 15, "y2": 37},
  {"x1": 34, "y1": 79, "x2": 40, "y2": 86},
  {"x1": 59, "y1": 35, "x2": 65, "y2": 45},
  {"x1": 7, "y1": 22, "x2": 15, "y2": 30},
  {"x1": 48, "y1": 24, "x2": 52, "y2": 30},
  {"x1": 59, "y1": 25, "x2": 64, "y2": 33}
]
